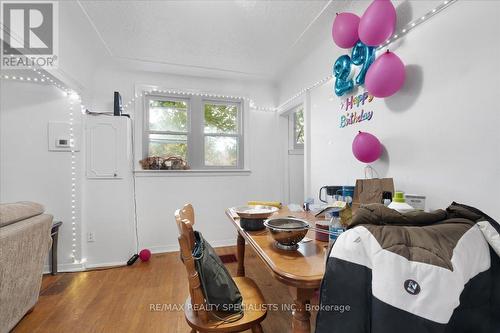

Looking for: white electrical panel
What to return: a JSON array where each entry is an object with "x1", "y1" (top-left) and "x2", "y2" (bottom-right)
[{"x1": 85, "y1": 115, "x2": 131, "y2": 179}]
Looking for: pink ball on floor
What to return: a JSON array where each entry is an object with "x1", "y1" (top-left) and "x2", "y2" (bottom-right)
[{"x1": 139, "y1": 249, "x2": 151, "y2": 262}]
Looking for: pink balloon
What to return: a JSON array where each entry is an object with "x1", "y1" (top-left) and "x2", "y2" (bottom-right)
[
  {"x1": 352, "y1": 131, "x2": 382, "y2": 163},
  {"x1": 332, "y1": 12, "x2": 360, "y2": 49},
  {"x1": 365, "y1": 51, "x2": 405, "y2": 98},
  {"x1": 359, "y1": 0, "x2": 396, "y2": 46}
]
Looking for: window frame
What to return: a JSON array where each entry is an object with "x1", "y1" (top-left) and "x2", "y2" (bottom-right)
[
  {"x1": 143, "y1": 95, "x2": 191, "y2": 163},
  {"x1": 143, "y1": 93, "x2": 244, "y2": 170},
  {"x1": 290, "y1": 105, "x2": 304, "y2": 151},
  {"x1": 202, "y1": 99, "x2": 243, "y2": 169}
]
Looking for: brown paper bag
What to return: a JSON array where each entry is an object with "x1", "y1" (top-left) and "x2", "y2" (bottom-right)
[{"x1": 352, "y1": 178, "x2": 394, "y2": 213}]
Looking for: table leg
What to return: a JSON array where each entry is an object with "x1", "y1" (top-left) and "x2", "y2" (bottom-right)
[
  {"x1": 236, "y1": 232, "x2": 245, "y2": 277},
  {"x1": 51, "y1": 232, "x2": 58, "y2": 275},
  {"x1": 289, "y1": 287, "x2": 314, "y2": 333}
]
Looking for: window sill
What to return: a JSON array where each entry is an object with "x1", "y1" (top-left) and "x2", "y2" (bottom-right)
[
  {"x1": 134, "y1": 169, "x2": 252, "y2": 177},
  {"x1": 288, "y1": 149, "x2": 304, "y2": 155}
]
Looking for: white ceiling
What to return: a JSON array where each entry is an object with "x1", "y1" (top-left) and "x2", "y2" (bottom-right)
[
  {"x1": 77, "y1": 0, "x2": 441, "y2": 81},
  {"x1": 78, "y1": 0, "x2": 347, "y2": 80}
]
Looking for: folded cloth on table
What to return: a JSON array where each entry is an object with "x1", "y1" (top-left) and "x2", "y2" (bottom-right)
[{"x1": 247, "y1": 201, "x2": 282, "y2": 209}]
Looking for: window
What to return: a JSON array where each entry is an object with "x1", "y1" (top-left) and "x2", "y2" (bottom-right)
[
  {"x1": 204, "y1": 102, "x2": 240, "y2": 167},
  {"x1": 147, "y1": 99, "x2": 189, "y2": 160},
  {"x1": 144, "y1": 94, "x2": 243, "y2": 170},
  {"x1": 293, "y1": 106, "x2": 304, "y2": 150}
]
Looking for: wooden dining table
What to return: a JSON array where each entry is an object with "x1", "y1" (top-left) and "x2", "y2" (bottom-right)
[{"x1": 225, "y1": 207, "x2": 329, "y2": 333}]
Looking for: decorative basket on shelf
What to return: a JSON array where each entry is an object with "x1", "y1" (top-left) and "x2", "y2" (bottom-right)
[{"x1": 139, "y1": 156, "x2": 190, "y2": 170}]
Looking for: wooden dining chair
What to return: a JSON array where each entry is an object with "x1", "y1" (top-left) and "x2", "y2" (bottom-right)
[{"x1": 175, "y1": 204, "x2": 267, "y2": 333}]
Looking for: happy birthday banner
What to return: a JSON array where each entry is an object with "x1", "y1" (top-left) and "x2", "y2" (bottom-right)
[{"x1": 339, "y1": 91, "x2": 375, "y2": 128}]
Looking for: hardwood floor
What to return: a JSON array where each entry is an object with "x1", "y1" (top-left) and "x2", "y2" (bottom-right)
[{"x1": 13, "y1": 246, "x2": 318, "y2": 333}]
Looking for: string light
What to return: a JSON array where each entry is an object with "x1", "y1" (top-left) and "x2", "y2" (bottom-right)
[
  {"x1": 69, "y1": 96, "x2": 78, "y2": 261},
  {"x1": 377, "y1": 0, "x2": 457, "y2": 51},
  {"x1": 276, "y1": 0, "x2": 457, "y2": 110},
  {"x1": 2, "y1": 67, "x2": 84, "y2": 265},
  {"x1": 131, "y1": 0, "x2": 455, "y2": 113},
  {"x1": 122, "y1": 89, "x2": 278, "y2": 112},
  {"x1": 1, "y1": 74, "x2": 42, "y2": 82},
  {"x1": 0, "y1": 0, "x2": 456, "y2": 266}
]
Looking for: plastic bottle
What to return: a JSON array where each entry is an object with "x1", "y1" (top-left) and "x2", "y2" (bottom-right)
[
  {"x1": 388, "y1": 191, "x2": 414, "y2": 213},
  {"x1": 328, "y1": 212, "x2": 344, "y2": 247}
]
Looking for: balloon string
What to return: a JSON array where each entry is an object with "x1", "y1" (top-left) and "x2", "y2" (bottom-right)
[
  {"x1": 364, "y1": 165, "x2": 380, "y2": 179},
  {"x1": 364, "y1": 165, "x2": 371, "y2": 179}
]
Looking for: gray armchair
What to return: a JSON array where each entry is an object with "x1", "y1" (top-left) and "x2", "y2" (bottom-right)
[{"x1": 0, "y1": 202, "x2": 52, "y2": 333}]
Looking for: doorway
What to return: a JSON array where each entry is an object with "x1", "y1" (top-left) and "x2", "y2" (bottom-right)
[{"x1": 283, "y1": 104, "x2": 304, "y2": 205}]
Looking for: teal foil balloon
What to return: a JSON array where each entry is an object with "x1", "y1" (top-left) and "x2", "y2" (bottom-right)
[
  {"x1": 351, "y1": 41, "x2": 376, "y2": 85},
  {"x1": 333, "y1": 55, "x2": 354, "y2": 96}
]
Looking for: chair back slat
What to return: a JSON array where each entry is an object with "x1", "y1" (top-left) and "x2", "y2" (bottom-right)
[
  {"x1": 175, "y1": 206, "x2": 208, "y2": 323},
  {"x1": 179, "y1": 204, "x2": 195, "y2": 225},
  {"x1": 178, "y1": 204, "x2": 196, "y2": 248}
]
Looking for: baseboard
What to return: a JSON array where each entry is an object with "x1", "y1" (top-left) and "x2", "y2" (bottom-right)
[
  {"x1": 43, "y1": 261, "x2": 128, "y2": 272},
  {"x1": 210, "y1": 238, "x2": 237, "y2": 248},
  {"x1": 41, "y1": 239, "x2": 238, "y2": 273},
  {"x1": 147, "y1": 244, "x2": 179, "y2": 254},
  {"x1": 147, "y1": 238, "x2": 237, "y2": 254},
  {"x1": 43, "y1": 262, "x2": 85, "y2": 274},
  {"x1": 84, "y1": 261, "x2": 127, "y2": 269}
]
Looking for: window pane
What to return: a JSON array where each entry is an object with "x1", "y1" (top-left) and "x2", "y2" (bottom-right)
[
  {"x1": 149, "y1": 99, "x2": 188, "y2": 132},
  {"x1": 295, "y1": 108, "x2": 304, "y2": 145},
  {"x1": 204, "y1": 136, "x2": 238, "y2": 167},
  {"x1": 148, "y1": 133, "x2": 187, "y2": 159},
  {"x1": 204, "y1": 103, "x2": 238, "y2": 134}
]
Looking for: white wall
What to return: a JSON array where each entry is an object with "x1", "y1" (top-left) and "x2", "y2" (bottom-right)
[
  {"x1": 278, "y1": 1, "x2": 500, "y2": 218},
  {"x1": 90, "y1": 65, "x2": 277, "y2": 111},
  {"x1": 7, "y1": 0, "x2": 496, "y2": 270},
  {"x1": 80, "y1": 66, "x2": 282, "y2": 266},
  {"x1": 0, "y1": 1, "x2": 108, "y2": 270},
  {"x1": 288, "y1": 153, "x2": 304, "y2": 204},
  {"x1": 0, "y1": 80, "x2": 84, "y2": 271},
  {"x1": 0, "y1": 0, "x2": 291, "y2": 274},
  {"x1": 134, "y1": 108, "x2": 281, "y2": 253},
  {"x1": 54, "y1": 1, "x2": 109, "y2": 98},
  {"x1": 277, "y1": 0, "x2": 448, "y2": 102},
  {"x1": 0, "y1": 44, "x2": 282, "y2": 269}
]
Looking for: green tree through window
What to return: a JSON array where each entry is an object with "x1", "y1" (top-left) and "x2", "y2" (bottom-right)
[
  {"x1": 204, "y1": 104, "x2": 238, "y2": 133},
  {"x1": 145, "y1": 97, "x2": 242, "y2": 169},
  {"x1": 204, "y1": 103, "x2": 239, "y2": 167},
  {"x1": 148, "y1": 100, "x2": 188, "y2": 159},
  {"x1": 295, "y1": 108, "x2": 304, "y2": 146}
]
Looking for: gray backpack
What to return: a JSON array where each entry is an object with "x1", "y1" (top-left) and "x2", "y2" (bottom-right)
[{"x1": 192, "y1": 231, "x2": 244, "y2": 319}]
